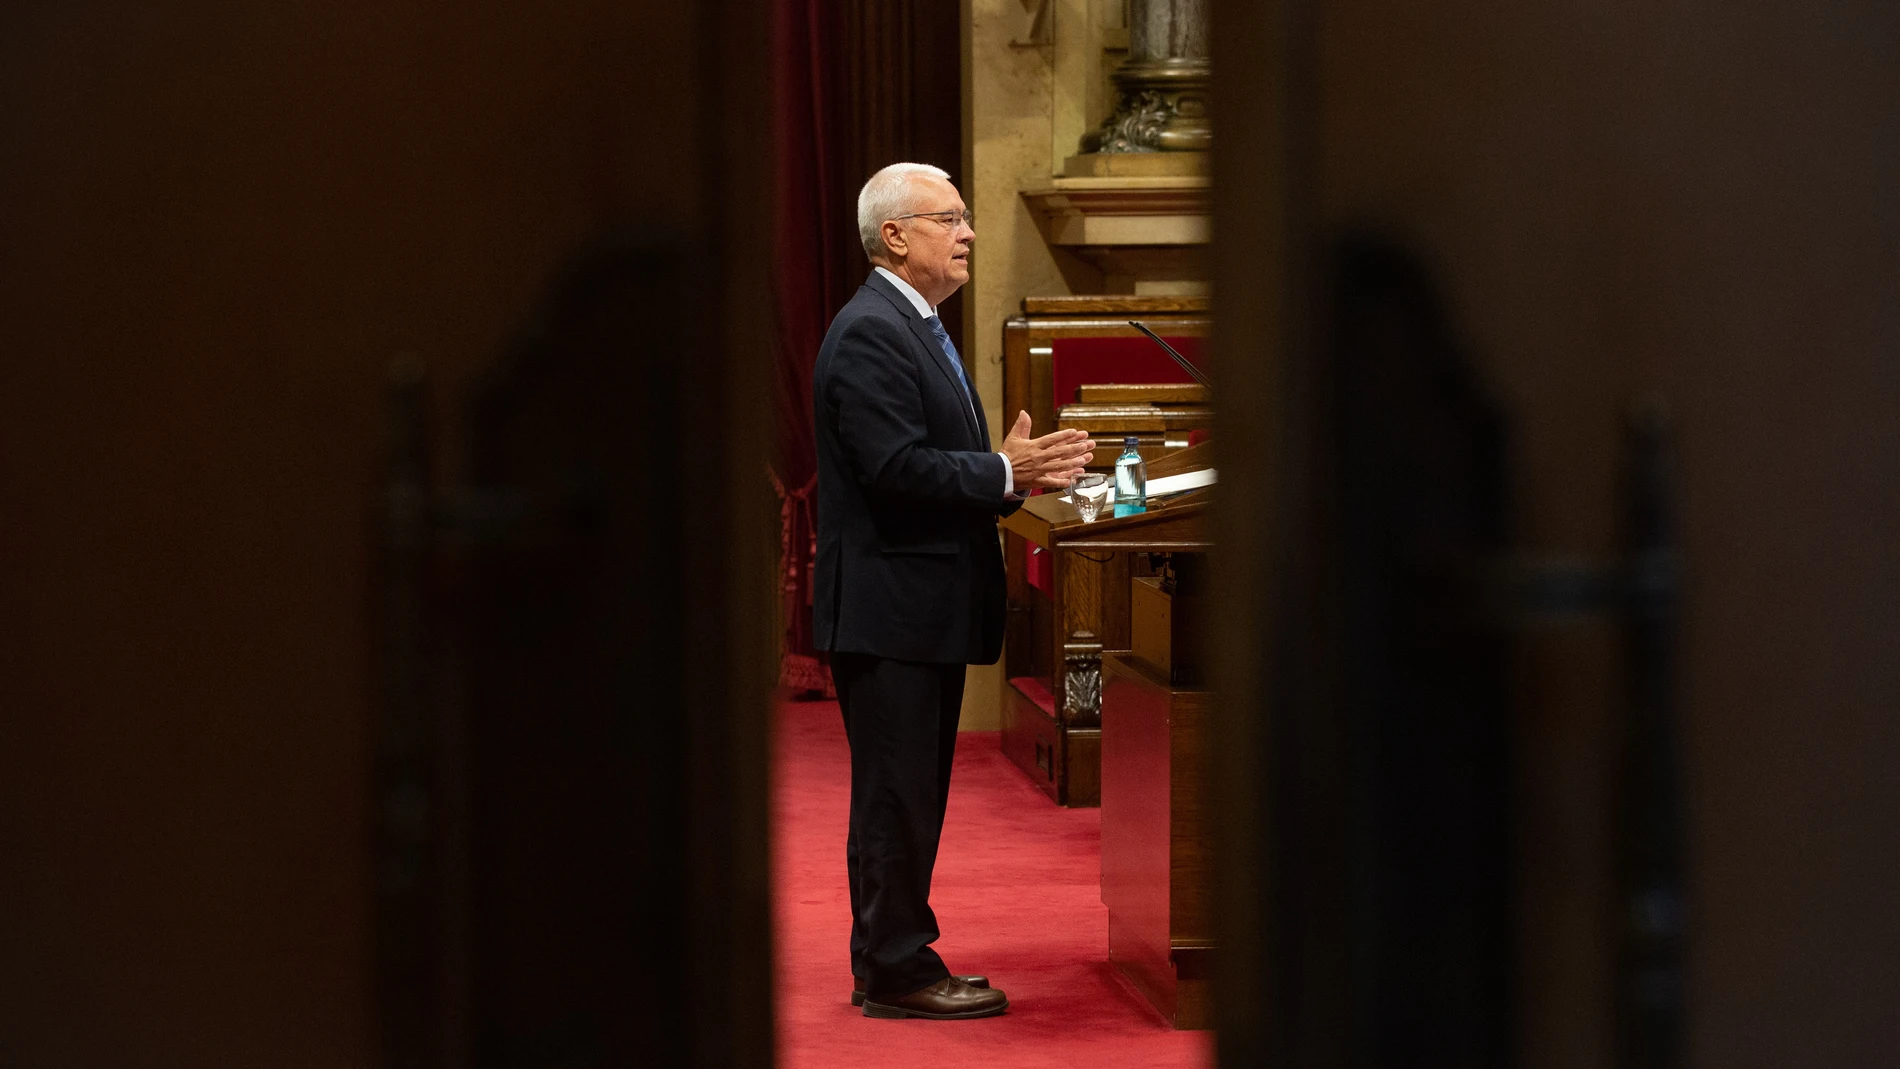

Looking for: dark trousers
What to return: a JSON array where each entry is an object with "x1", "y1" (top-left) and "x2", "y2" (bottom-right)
[{"x1": 831, "y1": 652, "x2": 966, "y2": 998}]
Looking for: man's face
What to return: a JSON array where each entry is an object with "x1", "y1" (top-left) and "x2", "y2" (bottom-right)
[{"x1": 890, "y1": 175, "x2": 974, "y2": 305}]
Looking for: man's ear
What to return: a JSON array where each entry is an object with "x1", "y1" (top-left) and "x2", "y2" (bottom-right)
[{"x1": 881, "y1": 220, "x2": 907, "y2": 259}]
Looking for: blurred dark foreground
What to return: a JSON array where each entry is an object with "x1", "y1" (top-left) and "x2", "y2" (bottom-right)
[{"x1": 1, "y1": 2, "x2": 1895, "y2": 1068}]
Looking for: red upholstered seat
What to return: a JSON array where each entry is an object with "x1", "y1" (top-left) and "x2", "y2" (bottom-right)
[
  {"x1": 1009, "y1": 675, "x2": 1058, "y2": 714},
  {"x1": 1050, "y1": 334, "x2": 1205, "y2": 406}
]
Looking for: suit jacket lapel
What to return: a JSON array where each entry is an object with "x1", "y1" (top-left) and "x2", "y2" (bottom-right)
[
  {"x1": 866, "y1": 273, "x2": 984, "y2": 446},
  {"x1": 902, "y1": 314, "x2": 983, "y2": 445}
]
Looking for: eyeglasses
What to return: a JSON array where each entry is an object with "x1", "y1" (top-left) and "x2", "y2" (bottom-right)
[{"x1": 892, "y1": 208, "x2": 975, "y2": 230}]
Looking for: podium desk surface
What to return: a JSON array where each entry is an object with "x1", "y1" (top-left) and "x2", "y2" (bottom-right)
[
  {"x1": 1002, "y1": 485, "x2": 1211, "y2": 552},
  {"x1": 1000, "y1": 437, "x2": 1214, "y2": 549}
]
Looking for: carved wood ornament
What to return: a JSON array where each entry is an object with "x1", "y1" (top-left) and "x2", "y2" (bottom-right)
[{"x1": 1063, "y1": 630, "x2": 1104, "y2": 727}]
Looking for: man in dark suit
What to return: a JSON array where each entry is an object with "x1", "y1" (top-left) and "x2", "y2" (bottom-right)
[{"x1": 812, "y1": 162, "x2": 1094, "y2": 1020}]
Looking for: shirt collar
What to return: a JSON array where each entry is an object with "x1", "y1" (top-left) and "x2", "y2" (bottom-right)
[{"x1": 873, "y1": 265, "x2": 937, "y2": 321}]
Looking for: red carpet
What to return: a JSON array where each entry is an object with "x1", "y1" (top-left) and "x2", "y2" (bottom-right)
[{"x1": 772, "y1": 698, "x2": 1213, "y2": 1068}]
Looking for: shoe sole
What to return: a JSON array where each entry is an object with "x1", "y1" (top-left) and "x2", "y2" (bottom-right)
[
  {"x1": 851, "y1": 979, "x2": 987, "y2": 1008},
  {"x1": 860, "y1": 998, "x2": 1008, "y2": 1020}
]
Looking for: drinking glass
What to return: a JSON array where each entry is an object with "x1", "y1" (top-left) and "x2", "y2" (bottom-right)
[{"x1": 1070, "y1": 473, "x2": 1109, "y2": 522}]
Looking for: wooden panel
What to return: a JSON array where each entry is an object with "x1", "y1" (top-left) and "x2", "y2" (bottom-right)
[
  {"x1": 1168, "y1": 686, "x2": 1213, "y2": 949},
  {"x1": 1058, "y1": 403, "x2": 1214, "y2": 432},
  {"x1": 1001, "y1": 682, "x2": 1061, "y2": 805},
  {"x1": 999, "y1": 681, "x2": 1098, "y2": 808},
  {"x1": 1054, "y1": 543, "x2": 1131, "y2": 719},
  {"x1": 1080, "y1": 435, "x2": 1194, "y2": 469},
  {"x1": 1131, "y1": 576, "x2": 1173, "y2": 673},
  {"x1": 1172, "y1": 954, "x2": 1214, "y2": 1032},
  {"x1": 1030, "y1": 351, "x2": 1057, "y2": 438},
  {"x1": 1101, "y1": 555, "x2": 1135, "y2": 651},
  {"x1": 1000, "y1": 499, "x2": 1055, "y2": 547},
  {"x1": 1103, "y1": 657, "x2": 1177, "y2": 1018},
  {"x1": 1057, "y1": 550, "x2": 1126, "y2": 662},
  {"x1": 1077, "y1": 383, "x2": 1211, "y2": 403},
  {"x1": 1144, "y1": 439, "x2": 1214, "y2": 479},
  {"x1": 1061, "y1": 502, "x2": 1211, "y2": 551},
  {"x1": 1003, "y1": 317, "x2": 1033, "y2": 431},
  {"x1": 1103, "y1": 647, "x2": 1214, "y2": 1029},
  {"x1": 1056, "y1": 547, "x2": 1101, "y2": 648},
  {"x1": 1066, "y1": 727, "x2": 1101, "y2": 808},
  {"x1": 1029, "y1": 573, "x2": 1055, "y2": 682},
  {"x1": 1023, "y1": 295, "x2": 1210, "y2": 314},
  {"x1": 1060, "y1": 405, "x2": 1172, "y2": 432},
  {"x1": 1003, "y1": 530, "x2": 1040, "y2": 679},
  {"x1": 1025, "y1": 318, "x2": 1211, "y2": 340}
]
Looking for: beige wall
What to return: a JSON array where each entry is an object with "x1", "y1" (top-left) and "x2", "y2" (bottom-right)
[
  {"x1": 961, "y1": 0, "x2": 1064, "y2": 728},
  {"x1": 1052, "y1": 0, "x2": 1128, "y2": 167},
  {"x1": 960, "y1": 1, "x2": 1129, "y2": 730}
]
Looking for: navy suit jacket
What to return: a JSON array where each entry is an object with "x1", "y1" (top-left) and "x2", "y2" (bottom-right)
[{"x1": 811, "y1": 271, "x2": 1021, "y2": 664}]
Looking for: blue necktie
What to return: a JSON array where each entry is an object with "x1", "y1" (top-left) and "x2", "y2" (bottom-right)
[{"x1": 924, "y1": 315, "x2": 974, "y2": 407}]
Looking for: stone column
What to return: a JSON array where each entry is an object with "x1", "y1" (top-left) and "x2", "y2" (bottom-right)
[{"x1": 1094, "y1": 0, "x2": 1210, "y2": 153}]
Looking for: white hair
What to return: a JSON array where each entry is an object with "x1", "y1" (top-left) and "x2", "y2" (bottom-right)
[{"x1": 856, "y1": 162, "x2": 951, "y2": 260}]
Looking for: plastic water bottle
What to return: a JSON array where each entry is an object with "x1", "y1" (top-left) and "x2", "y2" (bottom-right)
[{"x1": 1113, "y1": 435, "x2": 1147, "y2": 517}]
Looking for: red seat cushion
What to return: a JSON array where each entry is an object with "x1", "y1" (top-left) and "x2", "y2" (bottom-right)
[
  {"x1": 1051, "y1": 334, "x2": 1205, "y2": 408},
  {"x1": 1010, "y1": 675, "x2": 1057, "y2": 714}
]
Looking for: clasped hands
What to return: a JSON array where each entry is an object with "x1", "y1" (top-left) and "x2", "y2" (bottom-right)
[{"x1": 1000, "y1": 411, "x2": 1094, "y2": 493}]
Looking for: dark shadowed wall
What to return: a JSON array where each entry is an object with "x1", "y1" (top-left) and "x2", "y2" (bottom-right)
[
  {"x1": 1212, "y1": 1, "x2": 1898, "y2": 1067},
  {"x1": 1311, "y1": 5, "x2": 1899, "y2": 1065},
  {"x1": 0, "y1": 2, "x2": 771, "y2": 1066}
]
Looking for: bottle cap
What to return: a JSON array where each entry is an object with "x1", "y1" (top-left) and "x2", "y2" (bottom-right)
[{"x1": 1123, "y1": 435, "x2": 1139, "y2": 448}]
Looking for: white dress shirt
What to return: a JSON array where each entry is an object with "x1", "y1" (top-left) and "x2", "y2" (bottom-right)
[{"x1": 873, "y1": 266, "x2": 1017, "y2": 498}]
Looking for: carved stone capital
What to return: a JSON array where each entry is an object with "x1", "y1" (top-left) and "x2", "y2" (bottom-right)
[
  {"x1": 1062, "y1": 630, "x2": 1104, "y2": 727},
  {"x1": 1092, "y1": 58, "x2": 1211, "y2": 154}
]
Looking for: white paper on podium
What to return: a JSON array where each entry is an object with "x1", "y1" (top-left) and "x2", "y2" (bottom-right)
[
  {"x1": 1102, "y1": 467, "x2": 1216, "y2": 504},
  {"x1": 1146, "y1": 468, "x2": 1216, "y2": 496}
]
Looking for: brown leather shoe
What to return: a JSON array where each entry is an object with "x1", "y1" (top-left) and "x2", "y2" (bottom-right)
[
  {"x1": 861, "y1": 977, "x2": 1008, "y2": 1020},
  {"x1": 851, "y1": 974, "x2": 988, "y2": 1007}
]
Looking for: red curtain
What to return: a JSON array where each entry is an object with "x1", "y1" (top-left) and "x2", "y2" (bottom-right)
[
  {"x1": 771, "y1": 0, "x2": 964, "y2": 694},
  {"x1": 771, "y1": 0, "x2": 840, "y2": 695}
]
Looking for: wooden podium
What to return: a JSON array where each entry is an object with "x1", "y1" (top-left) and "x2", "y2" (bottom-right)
[
  {"x1": 999, "y1": 296, "x2": 1207, "y2": 806},
  {"x1": 999, "y1": 446, "x2": 1215, "y2": 1029},
  {"x1": 999, "y1": 444, "x2": 1210, "y2": 805}
]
